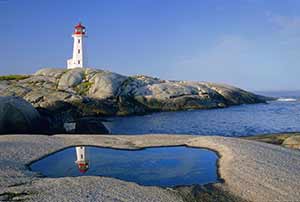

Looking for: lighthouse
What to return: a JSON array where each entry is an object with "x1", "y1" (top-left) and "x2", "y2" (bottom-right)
[
  {"x1": 67, "y1": 23, "x2": 86, "y2": 69},
  {"x1": 75, "y1": 146, "x2": 89, "y2": 173}
]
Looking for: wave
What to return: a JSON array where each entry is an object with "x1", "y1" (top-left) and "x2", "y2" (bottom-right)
[{"x1": 276, "y1": 98, "x2": 297, "y2": 102}]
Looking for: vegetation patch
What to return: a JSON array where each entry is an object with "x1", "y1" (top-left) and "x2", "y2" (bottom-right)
[
  {"x1": 70, "y1": 98, "x2": 117, "y2": 116},
  {"x1": 74, "y1": 81, "x2": 93, "y2": 96},
  {"x1": 0, "y1": 75, "x2": 30, "y2": 81}
]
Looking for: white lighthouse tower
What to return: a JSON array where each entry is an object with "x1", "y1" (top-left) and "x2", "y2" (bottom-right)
[
  {"x1": 75, "y1": 146, "x2": 89, "y2": 173},
  {"x1": 67, "y1": 23, "x2": 86, "y2": 69}
]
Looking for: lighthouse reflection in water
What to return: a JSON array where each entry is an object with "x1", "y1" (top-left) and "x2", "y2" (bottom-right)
[
  {"x1": 30, "y1": 146, "x2": 219, "y2": 187},
  {"x1": 75, "y1": 146, "x2": 89, "y2": 173}
]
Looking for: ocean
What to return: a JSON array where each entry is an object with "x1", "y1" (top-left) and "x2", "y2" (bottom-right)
[{"x1": 105, "y1": 91, "x2": 300, "y2": 137}]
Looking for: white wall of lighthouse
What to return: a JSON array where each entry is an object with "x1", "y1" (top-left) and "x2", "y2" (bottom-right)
[
  {"x1": 75, "y1": 146, "x2": 89, "y2": 173},
  {"x1": 72, "y1": 35, "x2": 84, "y2": 67},
  {"x1": 67, "y1": 23, "x2": 86, "y2": 69},
  {"x1": 75, "y1": 146, "x2": 86, "y2": 162}
]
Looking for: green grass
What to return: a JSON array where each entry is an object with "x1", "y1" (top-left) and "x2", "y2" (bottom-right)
[
  {"x1": 75, "y1": 81, "x2": 93, "y2": 95},
  {"x1": 0, "y1": 75, "x2": 30, "y2": 81}
]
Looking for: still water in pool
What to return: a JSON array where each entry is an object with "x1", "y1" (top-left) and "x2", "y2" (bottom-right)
[{"x1": 30, "y1": 146, "x2": 219, "y2": 187}]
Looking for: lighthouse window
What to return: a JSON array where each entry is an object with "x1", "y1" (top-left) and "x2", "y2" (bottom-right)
[
  {"x1": 78, "y1": 49, "x2": 80, "y2": 54},
  {"x1": 81, "y1": 154, "x2": 83, "y2": 159},
  {"x1": 78, "y1": 60, "x2": 80, "y2": 64},
  {"x1": 78, "y1": 39, "x2": 80, "y2": 44}
]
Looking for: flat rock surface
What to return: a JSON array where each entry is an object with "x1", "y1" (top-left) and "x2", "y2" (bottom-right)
[{"x1": 0, "y1": 135, "x2": 299, "y2": 202}]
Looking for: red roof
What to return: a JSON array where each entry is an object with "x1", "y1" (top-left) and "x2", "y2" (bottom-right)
[
  {"x1": 77, "y1": 162, "x2": 89, "y2": 173},
  {"x1": 75, "y1": 23, "x2": 85, "y2": 29}
]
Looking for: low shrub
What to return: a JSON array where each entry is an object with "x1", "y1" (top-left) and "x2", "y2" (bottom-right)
[{"x1": 0, "y1": 75, "x2": 30, "y2": 81}]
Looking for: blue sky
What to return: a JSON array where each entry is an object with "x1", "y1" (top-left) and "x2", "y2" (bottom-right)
[{"x1": 1, "y1": 0, "x2": 300, "y2": 91}]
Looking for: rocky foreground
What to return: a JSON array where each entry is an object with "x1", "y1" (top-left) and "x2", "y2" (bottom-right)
[
  {"x1": 244, "y1": 132, "x2": 300, "y2": 150},
  {"x1": 0, "y1": 67, "x2": 267, "y2": 133},
  {"x1": 0, "y1": 134, "x2": 299, "y2": 202}
]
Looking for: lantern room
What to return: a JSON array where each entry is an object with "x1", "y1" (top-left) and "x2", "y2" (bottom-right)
[
  {"x1": 77, "y1": 162, "x2": 89, "y2": 173},
  {"x1": 74, "y1": 23, "x2": 86, "y2": 35}
]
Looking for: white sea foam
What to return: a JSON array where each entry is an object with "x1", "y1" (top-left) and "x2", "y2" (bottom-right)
[{"x1": 277, "y1": 98, "x2": 297, "y2": 102}]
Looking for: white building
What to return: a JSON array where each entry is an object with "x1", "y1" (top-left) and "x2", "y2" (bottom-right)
[
  {"x1": 67, "y1": 23, "x2": 86, "y2": 69},
  {"x1": 75, "y1": 146, "x2": 89, "y2": 173}
]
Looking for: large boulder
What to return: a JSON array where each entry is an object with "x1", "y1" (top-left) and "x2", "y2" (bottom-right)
[
  {"x1": 35, "y1": 68, "x2": 66, "y2": 78},
  {"x1": 89, "y1": 71, "x2": 127, "y2": 99},
  {"x1": 0, "y1": 96, "x2": 42, "y2": 134},
  {"x1": 204, "y1": 83, "x2": 263, "y2": 105},
  {"x1": 58, "y1": 68, "x2": 85, "y2": 90},
  {"x1": 118, "y1": 75, "x2": 161, "y2": 96},
  {"x1": 282, "y1": 135, "x2": 300, "y2": 149}
]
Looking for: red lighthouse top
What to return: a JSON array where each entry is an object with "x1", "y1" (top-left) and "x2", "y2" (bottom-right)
[
  {"x1": 77, "y1": 162, "x2": 89, "y2": 173},
  {"x1": 74, "y1": 23, "x2": 86, "y2": 35}
]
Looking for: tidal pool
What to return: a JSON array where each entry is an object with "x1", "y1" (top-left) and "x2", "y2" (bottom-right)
[{"x1": 30, "y1": 146, "x2": 219, "y2": 187}]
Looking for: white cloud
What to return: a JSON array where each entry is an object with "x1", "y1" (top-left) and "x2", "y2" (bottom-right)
[
  {"x1": 171, "y1": 13, "x2": 300, "y2": 90},
  {"x1": 267, "y1": 13, "x2": 300, "y2": 45}
]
